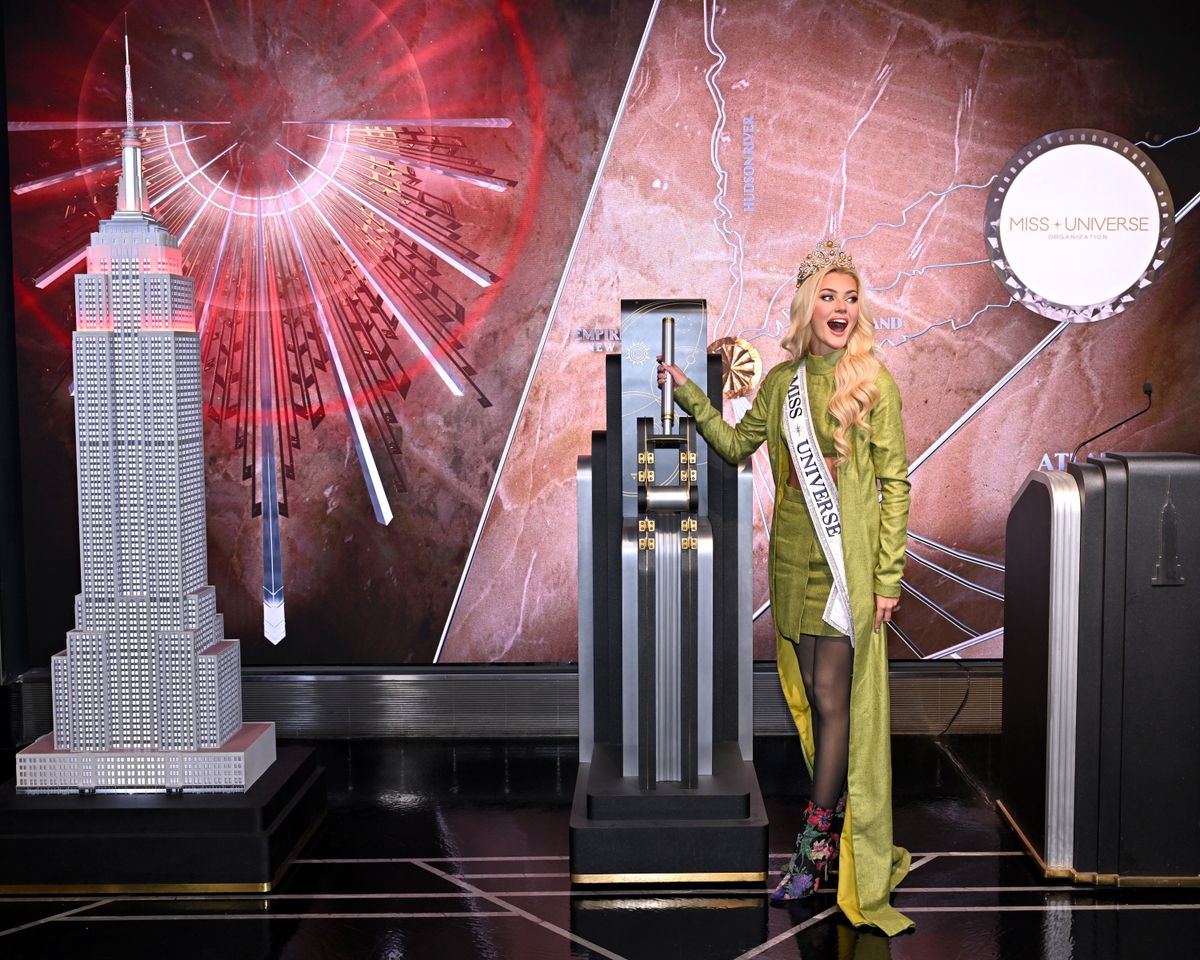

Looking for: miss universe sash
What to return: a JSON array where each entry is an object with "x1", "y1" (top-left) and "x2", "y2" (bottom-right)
[{"x1": 782, "y1": 361, "x2": 856, "y2": 644}]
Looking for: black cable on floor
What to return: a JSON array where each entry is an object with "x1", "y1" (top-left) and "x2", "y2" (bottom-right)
[{"x1": 937, "y1": 662, "x2": 971, "y2": 739}]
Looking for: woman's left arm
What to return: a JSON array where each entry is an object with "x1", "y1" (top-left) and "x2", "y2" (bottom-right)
[{"x1": 869, "y1": 371, "x2": 911, "y2": 630}]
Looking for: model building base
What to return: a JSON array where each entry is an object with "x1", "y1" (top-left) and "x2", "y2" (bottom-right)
[
  {"x1": 15, "y1": 721, "x2": 277, "y2": 794},
  {"x1": 569, "y1": 742, "x2": 768, "y2": 883},
  {"x1": 0, "y1": 745, "x2": 325, "y2": 892}
]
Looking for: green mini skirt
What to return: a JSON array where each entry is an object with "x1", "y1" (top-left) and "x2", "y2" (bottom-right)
[{"x1": 773, "y1": 484, "x2": 846, "y2": 642}]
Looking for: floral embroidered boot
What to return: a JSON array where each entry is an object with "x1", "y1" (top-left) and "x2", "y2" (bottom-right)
[
  {"x1": 770, "y1": 800, "x2": 838, "y2": 903},
  {"x1": 830, "y1": 790, "x2": 847, "y2": 859}
]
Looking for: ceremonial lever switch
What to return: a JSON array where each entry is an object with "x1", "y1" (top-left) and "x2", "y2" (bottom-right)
[{"x1": 570, "y1": 301, "x2": 766, "y2": 884}]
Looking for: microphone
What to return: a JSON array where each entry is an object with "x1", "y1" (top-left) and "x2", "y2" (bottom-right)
[{"x1": 1071, "y1": 382, "x2": 1152, "y2": 464}]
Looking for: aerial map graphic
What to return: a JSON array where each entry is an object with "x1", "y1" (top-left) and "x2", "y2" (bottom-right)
[{"x1": 439, "y1": 0, "x2": 1200, "y2": 662}]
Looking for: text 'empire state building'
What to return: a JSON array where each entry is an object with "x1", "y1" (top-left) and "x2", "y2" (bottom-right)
[{"x1": 16, "y1": 36, "x2": 276, "y2": 793}]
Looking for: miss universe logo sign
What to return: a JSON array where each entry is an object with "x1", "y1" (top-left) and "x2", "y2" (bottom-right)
[{"x1": 985, "y1": 130, "x2": 1174, "y2": 322}]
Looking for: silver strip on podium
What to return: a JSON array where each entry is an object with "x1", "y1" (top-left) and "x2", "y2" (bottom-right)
[
  {"x1": 577, "y1": 457, "x2": 594, "y2": 764},
  {"x1": 656, "y1": 528, "x2": 682, "y2": 782},
  {"x1": 737, "y1": 462, "x2": 753, "y2": 760},
  {"x1": 1020, "y1": 471, "x2": 1081, "y2": 869},
  {"x1": 697, "y1": 523, "x2": 714, "y2": 775},
  {"x1": 621, "y1": 522, "x2": 640, "y2": 776}
]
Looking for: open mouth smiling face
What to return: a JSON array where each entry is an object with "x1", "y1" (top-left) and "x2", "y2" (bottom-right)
[{"x1": 810, "y1": 272, "x2": 859, "y2": 355}]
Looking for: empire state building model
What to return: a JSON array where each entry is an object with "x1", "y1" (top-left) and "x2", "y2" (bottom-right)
[{"x1": 16, "y1": 38, "x2": 276, "y2": 793}]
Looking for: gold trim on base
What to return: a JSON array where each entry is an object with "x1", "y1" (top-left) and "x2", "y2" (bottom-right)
[
  {"x1": 1069, "y1": 871, "x2": 1117, "y2": 886},
  {"x1": 0, "y1": 808, "x2": 325, "y2": 896},
  {"x1": 574, "y1": 896, "x2": 761, "y2": 910},
  {"x1": 996, "y1": 800, "x2": 1200, "y2": 887},
  {"x1": 571, "y1": 871, "x2": 767, "y2": 884},
  {"x1": 1117, "y1": 875, "x2": 1200, "y2": 888},
  {"x1": 0, "y1": 880, "x2": 274, "y2": 895}
]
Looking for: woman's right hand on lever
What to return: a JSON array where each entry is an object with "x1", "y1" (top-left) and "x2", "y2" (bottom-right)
[{"x1": 656, "y1": 355, "x2": 687, "y2": 388}]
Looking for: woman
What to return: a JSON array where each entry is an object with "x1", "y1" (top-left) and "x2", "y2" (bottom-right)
[{"x1": 657, "y1": 241, "x2": 913, "y2": 935}]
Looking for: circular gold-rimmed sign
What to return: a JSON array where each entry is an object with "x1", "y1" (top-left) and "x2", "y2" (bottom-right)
[
  {"x1": 708, "y1": 336, "x2": 761, "y2": 400},
  {"x1": 985, "y1": 129, "x2": 1174, "y2": 322}
]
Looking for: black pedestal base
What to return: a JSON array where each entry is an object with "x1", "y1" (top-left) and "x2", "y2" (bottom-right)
[
  {"x1": 569, "y1": 742, "x2": 767, "y2": 883},
  {"x1": 0, "y1": 745, "x2": 325, "y2": 892}
]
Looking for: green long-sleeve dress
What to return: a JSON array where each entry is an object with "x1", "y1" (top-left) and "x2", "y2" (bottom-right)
[{"x1": 674, "y1": 347, "x2": 914, "y2": 935}]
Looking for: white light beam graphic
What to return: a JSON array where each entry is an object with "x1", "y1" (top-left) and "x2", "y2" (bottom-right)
[
  {"x1": 285, "y1": 118, "x2": 513, "y2": 128},
  {"x1": 306, "y1": 134, "x2": 512, "y2": 191},
  {"x1": 14, "y1": 139, "x2": 205, "y2": 195},
  {"x1": 178, "y1": 171, "x2": 230, "y2": 242},
  {"x1": 284, "y1": 164, "x2": 466, "y2": 397},
  {"x1": 280, "y1": 202, "x2": 394, "y2": 526},
  {"x1": 278, "y1": 143, "x2": 496, "y2": 288}
]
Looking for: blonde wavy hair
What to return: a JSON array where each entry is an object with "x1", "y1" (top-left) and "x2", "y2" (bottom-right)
[{"x1": 781, "y1": 266, "x2": 881, "y2": 465}]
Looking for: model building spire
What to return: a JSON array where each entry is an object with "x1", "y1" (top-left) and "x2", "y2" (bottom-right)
[{"x1": 116, "y1": 23, "x2": 148, "y2": 217}]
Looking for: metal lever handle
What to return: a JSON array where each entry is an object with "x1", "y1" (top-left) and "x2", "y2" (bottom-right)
[{"x1": 660, "y1": 316, "x2": 675, "y2": 432}]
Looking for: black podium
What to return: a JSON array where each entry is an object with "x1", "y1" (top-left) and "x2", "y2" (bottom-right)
[
  {"x1": 0, "y1": 746, "x2": 325, "y2": 892},
  {"x1": 999, "y1": 453, "x2": 1200, "y2": 885},
  {"x1": 570, "y1": 305, "x2": 766, "y2": 884}
]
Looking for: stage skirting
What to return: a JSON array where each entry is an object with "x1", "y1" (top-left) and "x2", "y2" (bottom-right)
[{"x1": 8, "y1": 662, "x2": 1000, "y2": 741}]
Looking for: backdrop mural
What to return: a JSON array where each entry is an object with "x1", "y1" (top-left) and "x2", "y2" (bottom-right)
[
  {"x1": 4, "y1": 0, "x2": 655, "y2": 665},
  {"x1": 5, "y1": 0, "x2": 1198, "y2": 666}
]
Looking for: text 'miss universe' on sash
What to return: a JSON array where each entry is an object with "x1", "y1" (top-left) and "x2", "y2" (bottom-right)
[{"x1": 782, "y1": 362, "x2": 856, "y2": 644}]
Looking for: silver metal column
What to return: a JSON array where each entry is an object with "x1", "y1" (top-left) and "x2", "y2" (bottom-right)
[
  {"x1": 621, "y1": 522, "x2": 640, "y2": 777},
  {"x1": 577, "y1": 457, "x2": 594, "y2": 763},
  {"x1": 737, "y1": 462, "x2": 753, "y2": 760},
  {"x1": 697, "y1": 522, "x2": 713, "y2": 776},
  {"x1": 1021, "y1": 470, "x2": 1080, "y2": 870},
  {"x1": 655, "y1": 528, "x2": 682, "y2": 781},
  {"x1": 660, "y1": 316, "x2": 675, "y2": 430}
]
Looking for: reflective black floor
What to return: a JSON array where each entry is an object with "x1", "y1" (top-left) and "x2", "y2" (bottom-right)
[{"x1": 1, "y1": 736, "x2": 1197, "y2": 959}]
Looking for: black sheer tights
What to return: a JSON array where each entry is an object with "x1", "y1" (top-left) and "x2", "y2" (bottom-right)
[{"x1": 792, "y1": 634, "x2": 852, "y2": 810}]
